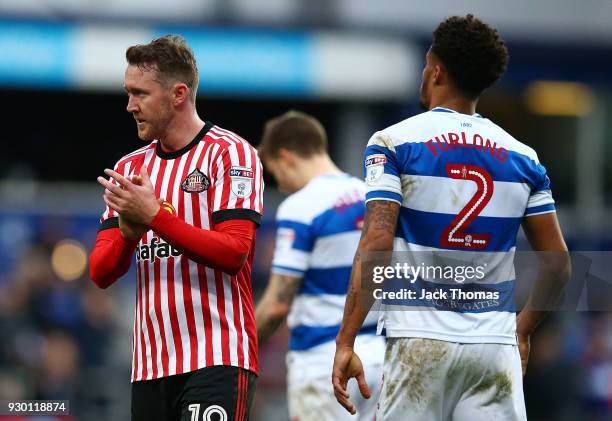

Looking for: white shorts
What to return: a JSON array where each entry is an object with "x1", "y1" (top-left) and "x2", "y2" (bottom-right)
[
  {"x1": 288, "y1": 363, "x2": 383, "y2": 421},
  {"x1": 377, "y1": 338, "x2": 527, "y2": 421}
]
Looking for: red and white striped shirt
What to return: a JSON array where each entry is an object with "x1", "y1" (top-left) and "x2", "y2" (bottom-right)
[{"x1": 99, "y1": 122, "x2": 264, "y2": 381}]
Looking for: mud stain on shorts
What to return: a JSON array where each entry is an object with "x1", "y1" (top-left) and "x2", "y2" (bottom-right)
[
  {"x1": 384, "y1": 338, "x2": 449, "y2": 416},
  {"x1": 473, "y1": 372, "x2": 512, "y2": 405},
  {"x1": 452, "y1": 357, "x2": 513, "y2": 406}
]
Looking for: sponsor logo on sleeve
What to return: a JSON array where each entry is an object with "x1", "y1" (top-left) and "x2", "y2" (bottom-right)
[
  {"x1": 365, "y1": 154, "x2": 387, "y2": 183},
  {"x1": 229, "y1": 166, "x2": 254, "y2": 198},
  {"x1": 276, "y1": 227, "x2": 295, "y2": 251}
]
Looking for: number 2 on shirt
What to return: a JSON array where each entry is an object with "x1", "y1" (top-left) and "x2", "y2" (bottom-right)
[{"x1": 440, "y1": 163, "x2": 493, "y2": 250}]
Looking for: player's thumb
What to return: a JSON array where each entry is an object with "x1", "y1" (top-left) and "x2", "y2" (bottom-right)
[{"x1": 356, "y1": 371, "x2": 371, "y2": 399}]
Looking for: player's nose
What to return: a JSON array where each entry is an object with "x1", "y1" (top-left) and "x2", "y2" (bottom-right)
[{"x1": 126, "y1": 95, "x2": 139, "y2": 113}]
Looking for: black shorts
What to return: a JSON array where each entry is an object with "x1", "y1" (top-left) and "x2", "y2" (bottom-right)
[{"x1": 131, "y1": 366, "x2": 256, "y2": 421}]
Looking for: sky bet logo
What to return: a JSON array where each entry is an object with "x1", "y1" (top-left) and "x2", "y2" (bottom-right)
[{"x1": 136, "y1": 237, "x2": 181, "y2": 262}]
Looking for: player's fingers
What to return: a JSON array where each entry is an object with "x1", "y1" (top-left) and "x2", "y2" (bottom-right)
[
  {"x1": 332, "y1": 374, "x2": 350, "y2": 399},
  {"x1": 103, "y1": 193, "x2": 122, "y2": 212},
  {"x1": 355, "y1": 371, "x2": 371, "y2": 399},
  {"x1": 139, "y1": 165, "x2": 152, "y2": 183},
  {"x1": 97, "y1": 177, "x2": 125, "y2": 197},
  {"x1": 104, "y1": 169, "x2": 131, "y2": 189},
  {"x1": 334, "y1": 391, "x2": 356, "y2": 415}
]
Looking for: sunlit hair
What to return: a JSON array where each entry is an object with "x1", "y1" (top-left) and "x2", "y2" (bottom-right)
[
  {"x1": 126, "y1": 35, "x2": 199, "y2": 103},
  {"x1": 259, "y1": 111, "x2": 328, "y2": 160}
]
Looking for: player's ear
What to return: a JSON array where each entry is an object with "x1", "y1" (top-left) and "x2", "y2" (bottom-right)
[
  {"x1": 172, "y1": 82, "x2": 190, "y2": 106},
  {"x1": 278, "y1": 148, "x2": 296, "y2": 166},
  {"x1": 432, "y1": 64, "x2": 443, "y2": 86}
]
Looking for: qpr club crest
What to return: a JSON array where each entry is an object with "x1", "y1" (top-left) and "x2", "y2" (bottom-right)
[
  {"x1": 181, "y1": 168, "x2": 210, "y2": 193},
  {"x1": 229, "y1": 166, "x2": 254, "y2": 198}
]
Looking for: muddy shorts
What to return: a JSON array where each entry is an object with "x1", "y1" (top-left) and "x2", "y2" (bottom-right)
[{"x1": 376, "y1": 338, "x2": 526, "y2": 421}]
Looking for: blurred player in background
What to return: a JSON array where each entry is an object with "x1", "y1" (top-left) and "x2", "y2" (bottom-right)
[
  {"x1": 332, "y1": 15, "x2": 570, "y2": 420},
  {"x1": 255, "y1": 111, "x2": 384, "y2": 420},
  {"x1": 89, "y1": 35, "x2": 263, "y2": 421}
]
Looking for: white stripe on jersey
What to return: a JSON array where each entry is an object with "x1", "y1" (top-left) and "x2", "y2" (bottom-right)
[
  {"x1": 287, "y1": 294, "x2": 348, "y2": 327},
  {"x1": 309, "y1": 231, "x2": 362, "y2": 268},
  {"x1": 400, "y1": 175, "x2": 531, "y2": 218}
]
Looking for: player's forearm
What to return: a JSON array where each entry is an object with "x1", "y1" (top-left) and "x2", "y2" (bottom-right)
[
  {"x1": 89, "y1": 227, "x2": 138, "y2": 288},
  {"x1": 517, "y1": 253, "x2": 571, "y2": 335},
  {"x1": 150, "y1": 209, "x2": 255, "y2": 275},
  {"x1": 336, "y1": 250, "x2": 371, "y2": 348},
  {"x1": 255, "y1": 303, "x2": 288, "y2": 345}
]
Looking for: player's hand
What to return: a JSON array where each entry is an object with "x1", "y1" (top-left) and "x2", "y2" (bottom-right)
[
  {"x1": 332, "y1": 345, "x2": 370, "y2": 415},
  {"x1": 517, "y1": 332, "x2": 530, "y2": 376},
  {"x1": 97, "y1": 165, "x2": 161, "y2": 225},
  {"x1": 119, "y1": 214, "x2": 148, "y2": 240}
]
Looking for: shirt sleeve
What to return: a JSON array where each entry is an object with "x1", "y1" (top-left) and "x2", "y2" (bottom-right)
[
  {"x1": 209, "y1": 141, "x2": 264, "y2": 227},
  {"x1": 271, "y1": 201, "x2": 314, "y2": 277},
  {"x1": 524, "y1": 160, "x2": 556, "y2": 217},
  {"x1": 363, "y1": 131, "x2": 402, "y2": 205}
]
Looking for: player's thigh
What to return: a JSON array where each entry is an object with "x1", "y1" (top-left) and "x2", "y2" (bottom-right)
[
  {"x1": 452, "y1": 344, "x2": 526, "y2": 421},
  {"x1": 376, "y1": 338, "x2": 457, "y2": 421},
  {"x1": 132, "y1": 377, "x2": 177, "y2": 421},
  {"x1": 179, "y1": 366, "x2": 257, "y2": 421}
]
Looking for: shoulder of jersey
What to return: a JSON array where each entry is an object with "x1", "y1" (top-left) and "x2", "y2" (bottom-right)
[
  {"x1": 480, "y1": 117, "x2": 540, "y2": 162},
  {"x1": 371, "y1": 111, "x2": 540, "y2": 162},
  {"x1": 277, "y1": 176, "x2": 363, "y2": 224},
  {"x1": 367, "y1": 111, "x2": 435, "y2": 148},
  {"x1": 205, "y1": 125, "x2": 258, "y2": 155},
  {"x1": 114, "y1": 141, "x2": 157, "y2": 169}
]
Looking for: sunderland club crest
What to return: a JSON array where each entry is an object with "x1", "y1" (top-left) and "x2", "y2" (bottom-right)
[{"x1": 181, "y1": 168, "x2": 210, "y2": 193}]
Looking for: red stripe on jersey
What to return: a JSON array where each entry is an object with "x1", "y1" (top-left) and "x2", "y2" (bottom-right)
[
  {"x1": 132, "y1": 265, "x2": 140, "y2": 381},
  {"x1": 213, "y1": 268, "x2": 231, "y2": 365},
  {"x1": 164, "y1": 159, "x2": 185, "y2": 375},
  {"x1": 142, "y1": 258, "x2": 156, "y2": 379},
  {"x1": 200, "y1": 141, "x2": 232, "y2": 365},
  {"x1": 196, "y1": 264, "x2": 213, "y2": 366},
  {"x1": 136, "y1": 263, "x2": 145, "y2": 380},
  {"x1": 230, "y1": 144, "x2": 246, "y2": 367},
  {"x1": 192, "y1": 143, "x2": 215, "y2": 367},
  {"x1": 152, "y1": 157, "x2": 170, "y2": 377},
  {"x1": 177, "y1": 146, "x2": 200, "y2": 372}
]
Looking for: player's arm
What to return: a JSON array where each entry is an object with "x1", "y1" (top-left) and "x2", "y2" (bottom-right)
[
  {"x1": 89, "y1": 219, "x2": 138, "y2": 289},
  {"x1": 100, "y1": 163, "x2": 259, "y2": 275},
  {"x1": 151, "y1": 211, "x2": 256, "y2": 275},
  {"x1": 336, "y1": 200, "x2": 398, "y2": 348},
  {"x1": 333, "y1": 200, "x2": 399, "y2": 415},
  {"x1": 517, "y1": 212, "x2": 570, "y2": 374},
  {"x1": 255, "y1": 273, "x2": 302, "y2": 345}
]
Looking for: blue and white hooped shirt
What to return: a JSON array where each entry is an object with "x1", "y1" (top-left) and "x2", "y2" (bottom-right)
[
  {"x1": 364, "y1": 107, "x2": 555, "y2": 345},
  {"x1": 272, "y1": 173, "x2": 384, "y2": 384}
]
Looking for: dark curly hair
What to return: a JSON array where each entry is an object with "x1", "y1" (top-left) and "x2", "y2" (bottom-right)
[{"x1": 431, "y1": 14, "x2": 508, "y2": 97}]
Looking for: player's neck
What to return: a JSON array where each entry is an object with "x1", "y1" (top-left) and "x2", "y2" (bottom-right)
[
  {"x1": 431, "y1": 95, "x2": 478, "y2": 116},
  {"x1": 298, "y1": 155, "x2": 342, "y2": 188},
  {"x1": 158, "y1": 111, "x2": 205, "y2": 153}
]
